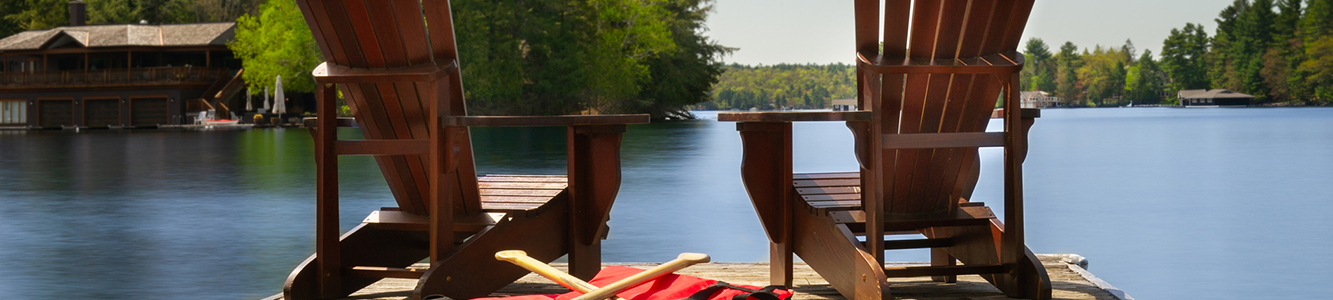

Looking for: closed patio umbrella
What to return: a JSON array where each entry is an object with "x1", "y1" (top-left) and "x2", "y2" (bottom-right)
[
  {"x1": 274, "y1": 75, "x2": 286, "y2": 123},
  {"x1": 262, "y1": 86, "x2": 270, "y2": 113}
]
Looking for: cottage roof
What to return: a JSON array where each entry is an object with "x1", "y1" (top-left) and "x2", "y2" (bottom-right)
[
  {"x1": 1177, "y1": 89, "x2": 1254, "y2": 99},
  {"x1": 0, "y1": 22, "x2": 235, "y2": 51}
]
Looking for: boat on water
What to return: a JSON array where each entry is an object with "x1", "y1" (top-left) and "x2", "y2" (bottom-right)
[{"x1": 204, "y1": 119, "x2": 240, "y2": 125}]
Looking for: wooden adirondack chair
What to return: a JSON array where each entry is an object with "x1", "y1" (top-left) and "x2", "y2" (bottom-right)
[
  {"x1": 284, "y1": 1, "x2": 649, "y2": 299},
  {"x1": 718, "y1": 1, "x2": 1049, "y2": 299}
]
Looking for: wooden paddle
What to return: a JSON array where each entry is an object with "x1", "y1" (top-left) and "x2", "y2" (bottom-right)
[
  {"x1": 570, "y1": 252, "x2": 711, "y2": 300},
  {"x1": 495, "y1": 250, "x2": 711, "y2": 300}
]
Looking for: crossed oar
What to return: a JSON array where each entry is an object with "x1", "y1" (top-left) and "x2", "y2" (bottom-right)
[{"x1": 495, "y1": 250, "x2": 712, "y2": 300}]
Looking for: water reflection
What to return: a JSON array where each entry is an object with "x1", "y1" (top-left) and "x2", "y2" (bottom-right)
[{"x1": 3, "y1": 108, "x2": 1333, "y2": 299}]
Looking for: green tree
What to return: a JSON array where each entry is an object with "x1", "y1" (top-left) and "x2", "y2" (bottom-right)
[
  {"x1": 1209, "y1": 0, "x2": 1247, "y2": 91},
  {"x1": 5, "y1": 0, "x2": 68, "y2": 31},
  {"x1": 627, "y1": 0, "x2": 734, "y2": 119},
  {"x1": 0, "y1": 1, "x2": 30, "y2": 37},
  {"x1": 1021, "y1": 38, "x2": 1055, "y2": 92},
  {"x1": 133, "y1": 0, "x2": 197, "y2": 24},
  {"x1": 1125, "y1": 50, "x2": 1166, "y2": 103},
  {"x1": 1054, "y1": 41, "x2": 1082, "y2": 101},
  {"x1": 453, "y1": 0, "x2": 678, "y2": 115},
  {"x1": 1298, "y1": 36, "x2": 1333, "y2": 103},
  {"x1": 227, "y1": 0, "x2": 322, "y2": 95},
  {"x1": 705, "y1": 63, "x2": 855, "y2": 110},
  {"x1": 88, "y1": 0, "x2": 142, "y2": 24},
  {"x1": 1120, "y1": 39, "x2": 1138, "y2": 64},
  {"x1": 1301, "y1": 0, "x2": 1333, "y2": 44},
  {"x1": 1076, "y1": 45, "x2": 1128, "y2": 106},
  {"x1": 1162, "y1": 23, "x2": 1211, "y2": 94},
  {"x1": 1234, "y1": 0, "x2": 1276, "y2": 102},
  {"x1": 1264, "y1": 0, "x2": 1307, "y2": 102}
]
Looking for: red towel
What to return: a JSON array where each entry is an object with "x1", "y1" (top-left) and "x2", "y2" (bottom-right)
[{"x1": 472, "y1": 266, "x2": 792, "y2": 300}]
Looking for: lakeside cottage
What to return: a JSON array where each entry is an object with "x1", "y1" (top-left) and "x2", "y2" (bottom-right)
[
  {"x1": 1177, "y1": 89, "x2": 1253, "y2": 107},
  {"x1": 1020, "y1": 91, "x2": 1062, "y2": 108},
  {"x1": 830, "y1": 98, "x2": 857, "y2": 111},
  {"x1": 0, "y1": 1, "x2": 241, "y2": 129}
]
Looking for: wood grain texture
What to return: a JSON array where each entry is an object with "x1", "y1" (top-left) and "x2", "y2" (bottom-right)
[
  {"x1": 735, "y1": 121, "x2": 795, "y2": 286},
  {"x1": 290, "y1": 1, "x2": 632, "y2": 299},
  {"x1": 724, "y1": 1, "x2": 1046, "y2": 299},
  {"x1": 880, "y1": 132, "x2": 1006, "y2": 149}
]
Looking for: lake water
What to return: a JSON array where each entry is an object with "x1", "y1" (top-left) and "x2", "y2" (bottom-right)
[{"x1": 1, "y1": 107, "x2": 1331, "y2": 299}]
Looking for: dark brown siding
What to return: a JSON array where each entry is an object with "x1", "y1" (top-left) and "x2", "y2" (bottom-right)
[
  {"x1": 83, "y1": 98, "x2": 120, "y2": 127},
  {"x1": 38, "y1": 99, "x2": 72, "y2": 127},
  {"x1": 131, "y1": 97, "x2": 168, "y2": 126}
]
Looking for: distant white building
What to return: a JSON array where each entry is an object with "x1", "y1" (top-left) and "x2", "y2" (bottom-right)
[
  {"x1": 831, "y1": 99, "x2": 857, "y2": 111},
  {"x1": 1019, "y1": 91, "x2": 1061, "y2": 108}
]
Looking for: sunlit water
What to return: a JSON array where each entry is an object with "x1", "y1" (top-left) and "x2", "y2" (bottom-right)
[{"x1": 1, "y1": 107, "x2": 1330, "y2": 299}]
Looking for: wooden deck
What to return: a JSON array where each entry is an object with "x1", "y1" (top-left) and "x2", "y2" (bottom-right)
[{"x1": 263, "y1": 254, "x2": 1128, "y2": 300}]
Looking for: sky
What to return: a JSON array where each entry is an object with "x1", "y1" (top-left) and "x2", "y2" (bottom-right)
[{"x1": 704, "y1": 0, "x2": 1240, "y2": 65}]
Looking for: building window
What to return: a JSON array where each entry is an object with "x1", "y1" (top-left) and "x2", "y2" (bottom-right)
[{"x1": 1, "y1": 100, "x2": 26, "y2": 124}]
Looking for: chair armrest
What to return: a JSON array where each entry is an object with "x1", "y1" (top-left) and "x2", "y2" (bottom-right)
[
  {"x1": 718, "y1": 111, "x2": 872, "y2": 122},
  {"x1": 441, "y1": 114, "x2": 650, "y2": 127},
  {"x1": 312, "y1": 60, "x2": 458, "y2": 84},
  {"x1": 302, "y1": 117, "x2": 358, "y2": 128}
]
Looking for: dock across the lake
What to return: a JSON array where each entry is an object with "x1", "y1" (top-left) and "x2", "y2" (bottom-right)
[{"x1": 262, "y1": 254, "x2": 1130, "y2": 300}]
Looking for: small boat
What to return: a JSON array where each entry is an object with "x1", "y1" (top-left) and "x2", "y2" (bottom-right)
[{"x1": 204, "y1": 119, "x2": 240, "y2": 125}]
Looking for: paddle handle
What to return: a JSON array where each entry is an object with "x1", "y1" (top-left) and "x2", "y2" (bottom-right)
[
  {"x1": 570, "y1": 253, "x2": 711, "y2": 300},
  {"x1": 495, "y1": 250, "x2": 603, "y2": 292}
]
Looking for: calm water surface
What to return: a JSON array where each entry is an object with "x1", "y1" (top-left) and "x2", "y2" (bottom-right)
[{"x1": 1, "y1": 108, "x2": 1330, "y2": 299}]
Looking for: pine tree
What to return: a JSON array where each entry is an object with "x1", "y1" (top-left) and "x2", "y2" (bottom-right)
[
  {"x1": 1162, "y1": 23, "x2": 1211, "y2": 94},
  {"x1": 1209, "y1": 0, "x2": 1248, "y2": 91},
  {"x1": 1234, "y1": 0, "x2": 1276, "y2": 102},
  {"x1": 1055, "y1": 42, "x2": 1082, "y2": 101},
  {"x1": 1126, "y1": 50, "x2": 1166, "y2": 103}
]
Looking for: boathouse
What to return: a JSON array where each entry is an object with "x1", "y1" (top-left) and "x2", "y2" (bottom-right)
[
  {"x1": 830, "y1": 98, "x2": 857, "y2": 111},
  {"x1": 1177, "y1": 89, "x2": 1253, "y2": 107},
  {"x1": 0, "y1": 1, "x2": 242, "y2": 129},
  {"x1": 1020, "y1": 91, "x2": 1062, "y2": 108}
]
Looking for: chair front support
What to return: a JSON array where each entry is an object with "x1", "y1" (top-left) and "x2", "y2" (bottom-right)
[
  {"x1": 307, "y1": 60, "x2": 647, "y2": 297},
  {"x1": 718, "y1": 56, "x2": 1037, "y2": 290}
]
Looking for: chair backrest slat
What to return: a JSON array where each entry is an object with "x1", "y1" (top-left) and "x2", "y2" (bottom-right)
[
  {"x1": 298, "y1": 0, "x2": 480, "y2": 216},
  {"x1": 859, "y1": 0, "x2": 1032, "y2": 217}
]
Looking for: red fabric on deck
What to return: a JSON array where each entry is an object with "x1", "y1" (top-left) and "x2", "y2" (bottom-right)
[{"x1": 472, "y1": 266, "x2": 791, "y2": 300}]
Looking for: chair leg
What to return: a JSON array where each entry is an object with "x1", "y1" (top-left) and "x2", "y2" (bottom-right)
[
  {"x1": 413, "y1": 196, "x2": 571, "y2": 300},
  {"x1": 924, "y1": 218, "x2": 1051, "y2": 300},
  {"x1": 284, "y1": 224, "x2": 430, "y2": 300},
  {"x1": 791, "y1": 209, "x2": 890, "y2": 300},
  {"x1": 993, "y1": 246, "x2": 1052, "y2": 300},
  {"x1": 770, "y1": 239, "x2": 793, "y2": 287},
  {"x1": 930, "y1": 248, "x2": 957, "y2": 283}
]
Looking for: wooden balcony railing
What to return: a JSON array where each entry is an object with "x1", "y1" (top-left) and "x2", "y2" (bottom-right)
[{"x1": 0, "y1": 67, "x2": 229, "y2": 88}]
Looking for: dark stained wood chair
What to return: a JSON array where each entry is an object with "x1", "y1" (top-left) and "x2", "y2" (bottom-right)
[
  {"x1": 718, "y1": 1, "x2": 1050, "y2": 299},
  {"x1": 284, "y1": 1, "x2": 648, "y2": 299}
]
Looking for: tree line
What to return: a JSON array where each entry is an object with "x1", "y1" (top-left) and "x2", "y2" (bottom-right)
[
  {"x1": 2, "y1": 0, "x2": 262, "y2": 36},
  {"x1": 699, "y1": 63, "x2": 856, "y2": 110},
  {"x1": 706, "y1": 0, "x2": 1333, "y2": 110},
  {"x1": 1025, "y1": 0, "x2": 1333, "y2": 106},
  {"x1": 3, "y1": 0, "x2": 730, "y2": 120},
  {"x1": 230, "y1": 0, "x2": 730, "y2": 120}
]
